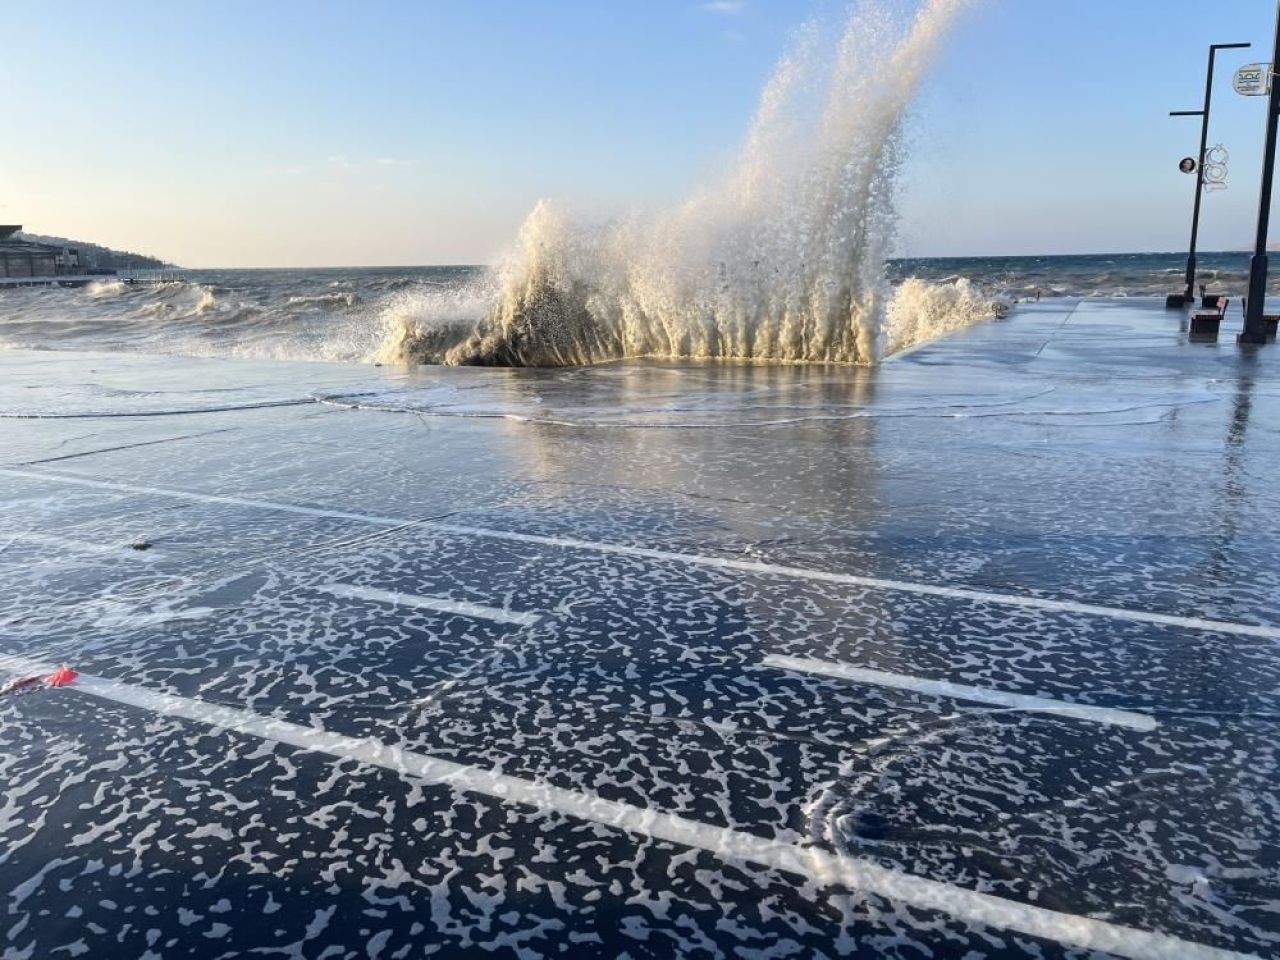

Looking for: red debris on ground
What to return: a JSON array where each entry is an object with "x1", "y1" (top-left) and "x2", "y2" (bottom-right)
[{"x1": 45, "y1": 665, "x2": 78, "y2": 687}]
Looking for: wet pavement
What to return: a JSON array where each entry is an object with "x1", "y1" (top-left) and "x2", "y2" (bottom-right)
[{"x1": 0, "y1": 298, "x2": 1277, "y2": 959}]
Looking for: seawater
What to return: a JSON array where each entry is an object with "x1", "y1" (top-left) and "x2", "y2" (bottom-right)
[{"x1": 0, "y1": 251, "x2": 1268, "y2": 367}]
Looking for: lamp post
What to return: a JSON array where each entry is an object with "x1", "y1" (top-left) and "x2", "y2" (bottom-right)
[
  {"x1": 1170, "y1": 42, "x2": 1251, "y2": 306},
  {"x1": 1243, "y1": 2, "x2": 1280, "y2": 343}
]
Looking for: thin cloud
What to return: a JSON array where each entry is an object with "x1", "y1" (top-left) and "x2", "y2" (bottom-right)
[{"x1": 701, "y1": 1, "x2": 745, "y2": 14}]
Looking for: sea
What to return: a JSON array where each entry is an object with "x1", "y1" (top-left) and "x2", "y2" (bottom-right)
[{"x1": 0, "y1": 251, "x2": 1266, "y2": 367}]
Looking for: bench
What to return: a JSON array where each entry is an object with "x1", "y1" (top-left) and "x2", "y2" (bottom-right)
[
  {"x1": 1240, "y1": 299, "x2": 1280, "y2": 340},
  {"x1": 1189, "y1": 297, "x2": 1228, "y2": 341}
]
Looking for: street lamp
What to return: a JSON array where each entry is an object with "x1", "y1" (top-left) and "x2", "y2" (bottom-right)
[
  {"x1": 1169, "y1": 42, "x2": 1251, "y2": 307},
  {"x1": 1243, "y1": 2, "x2": 1280, "y2": 343}
]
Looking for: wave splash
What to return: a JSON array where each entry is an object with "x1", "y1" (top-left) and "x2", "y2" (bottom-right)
[
  {"x1": 0, "y1": 0, "x2": 1003, "y2": 368},
  {"x1": 884, "y1": 277, "x2": 1000, "y2": 355},
  {"x1": 387, "y1": 0, "x2": 989, "y2": 367}
]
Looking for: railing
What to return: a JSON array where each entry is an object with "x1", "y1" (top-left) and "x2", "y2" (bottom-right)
[
  {"x1": 116, "y1": 268, "x2": 184, "y2": 283},
  {"x1": 0, "y1": 270, "x2": 184, "y2": 287}
]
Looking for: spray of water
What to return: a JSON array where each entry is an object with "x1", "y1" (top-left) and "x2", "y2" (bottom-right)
[{"x1": 382, "y1": 0, "x2": 987, "y2": 367}]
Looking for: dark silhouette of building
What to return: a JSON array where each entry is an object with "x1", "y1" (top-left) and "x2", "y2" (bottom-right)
[{"x1": 0, "y1": 226, "x2": 81, "y2": 278}]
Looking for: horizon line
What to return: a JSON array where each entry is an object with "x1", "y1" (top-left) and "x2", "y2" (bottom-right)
[{"x1": 160, "y1": 249, "x2": 1255, "y2": 271}]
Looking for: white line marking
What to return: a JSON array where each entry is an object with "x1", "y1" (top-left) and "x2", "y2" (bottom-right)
[
  {"x1": 3, "y1": 468, "x2": 1277, "y2": 641},
  {"x1": 315, "y1": 582, "x2": 538, "y2": 627},
  {"x1": 762, "y1": 655, "x2": 1157, "y2": 732},
  {"x1": 0, "y1": 469, "x2": 408, "y2": 526},
  {"x1": 0, "y1": 651, "x2": 1248, "y2": 960}
]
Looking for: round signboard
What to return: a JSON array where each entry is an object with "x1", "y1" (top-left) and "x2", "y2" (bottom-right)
[
  {"x1": 1234, "y1": 63, "x2": 1271, "y2": 96},
  {"x1": 1179, "y1": 157, "x2": 1197, "y2": 174}
]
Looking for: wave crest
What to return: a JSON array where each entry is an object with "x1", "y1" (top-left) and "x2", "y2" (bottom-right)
[{"x1": 86, "y1": 279, "x2": 127, "y2": 299}]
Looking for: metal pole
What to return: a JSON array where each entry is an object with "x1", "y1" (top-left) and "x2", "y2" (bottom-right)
[
  {"x1": 1244, "y1": 4, "x2": 1280, "y2": 343},
  {"x1": 1169, "y1": 100, "x2": 1208, "y2": 301},
  {"x1": 1171, "y1": 42, "x2": 1251, "y2": 305},
  {"x1": 1185, "y1": 48, "x2": 1215, "y2": 301}
]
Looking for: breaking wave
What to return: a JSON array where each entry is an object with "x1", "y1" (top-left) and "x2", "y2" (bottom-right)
[
  {"x1": 85, "y1": 279, "x2": 128, "y2": 299},
  {"x1": 387, "y1": 0, "x2": 992, "y2": 366}
]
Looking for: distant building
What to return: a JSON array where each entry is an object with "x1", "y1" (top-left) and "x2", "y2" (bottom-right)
[{"x1": 0, "y1": 226, "x2": 81, "y2": 278}]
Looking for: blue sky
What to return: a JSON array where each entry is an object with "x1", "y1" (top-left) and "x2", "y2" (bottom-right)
[{"x1": 3, "y1": 0, "x2": 1279, "y2": 266}]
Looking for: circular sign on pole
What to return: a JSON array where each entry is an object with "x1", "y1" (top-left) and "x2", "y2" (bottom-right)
[
  {"x1": 1234, "y1": 63, "x2": 1272, "y2": 96},
  {"x1": 1179, "y1": 157, "x2": 1198, "y2": 173},
  {"x1": 1203, "y1": 164, "x2": 1228, "y2": 190},
  {"x1": 1202, "y1": 144, "x2": 1230, "y2": 191}
]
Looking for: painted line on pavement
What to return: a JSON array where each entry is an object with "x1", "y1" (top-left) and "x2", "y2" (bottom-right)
[
  {"x1": 0, "y1": 651, "x2": 1247, "y2": 960},
  {"x1": 3, "y1": 468, "x2": 1277, "y2": 641},
  {"x1": 315, "y1": 582, "x2": 538, "y2": 627},
  {"x1": 762, "y1": 654, "x2": 1157, "y2": 731}
]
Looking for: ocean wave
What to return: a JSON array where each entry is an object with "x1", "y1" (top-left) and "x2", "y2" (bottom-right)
[
  {"x1": 373, "y1": 282, "x2": 498, "y2": 364},
  {"x1": 86, "y1": 279, "x2": 127, "y2": 299},
  {"x1": 195, "y1": 286, "x2": 217, "y2": 314},
  {"x1": 376, "y1": 269, "x2": 1002, "y2": 366},
  {"x1": 2, "y1": 258, "x2": 1275, "y2": 373},
  {"x1": 286, "y1": 291, "x2": 360, "y2": 309},
  {"x1": 0, "y1": 253, "x2": 1271, "y2": 367}
]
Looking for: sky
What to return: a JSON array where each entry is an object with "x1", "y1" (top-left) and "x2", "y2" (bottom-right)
[{"x1": 3, "y1": 0, "x2": 1280, "y2": 267}]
